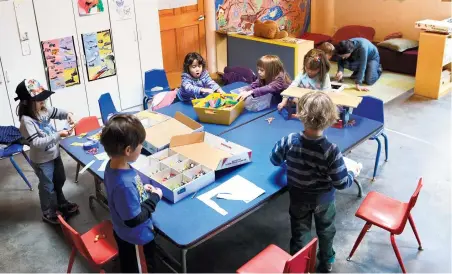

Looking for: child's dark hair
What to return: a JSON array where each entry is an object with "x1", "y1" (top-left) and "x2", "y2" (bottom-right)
[
  {"x1": 17, "y1": 100, "x2": 40, "y2": 121},
  {"x1": 100, "y1": 114, "x2": 146, "y2": 157},
  {"x1": 183, "y1": 52, "x2": 206, "y2": 74},
  {"x1": 303, "y1": 49, "x2": 330, "y2": 85},
  {"x1": 335, "y1": 40, "x2": 355, "y2": 55}
]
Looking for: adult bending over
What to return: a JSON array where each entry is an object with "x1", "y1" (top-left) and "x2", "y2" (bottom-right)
[{"x1": 335, "y1": 38, "x2": 382, "y2": 91}]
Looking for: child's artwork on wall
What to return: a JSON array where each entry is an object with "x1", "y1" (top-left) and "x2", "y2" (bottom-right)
[
  {"x1": 81, "y1": 30, "x2": 116, "y2": 81},
  {"x1": 78, "y1": 0, "x2": 104, "y2": 16},
  {"x1": 113, "y1": 0, "x2": 132, "y2": 21},
  {"x1": 41, "y1": 36, "x2": 80, "y2": 91},
  {"x1": 215, "y1": 0, "x2": 311, "y2": 37}
]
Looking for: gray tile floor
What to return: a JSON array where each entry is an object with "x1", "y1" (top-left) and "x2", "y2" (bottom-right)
[{"x1": 0, "y1": 92, "x2": 450, "y2": 273}]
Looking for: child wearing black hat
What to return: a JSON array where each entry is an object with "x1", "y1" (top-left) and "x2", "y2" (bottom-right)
[{"x1": 15, "y1": 79, "x2": 79, "y2": 224}]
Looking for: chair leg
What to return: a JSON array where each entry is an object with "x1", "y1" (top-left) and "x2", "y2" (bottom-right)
[
  {"x1": 390, "y1": 234, "x2": 407, "y2": 273},
  {"x1": 74, "y1": 163, "x2": 80, "y2": 183},
  {"x1": 9, "y1": 156, "x2": 33, "y2": 191},
  {"x1": 143, "y1": 96, "x2": 148, "y2": 110},
  {"x1": 372, "y1": 137, "x2": 382, "y2": 181},
  {"x1": 67, "y1": 247, "x2": 76, "y2": 273},
  {"x1": 408, "y1": 214, "x2": 423, "y2": 250},
  {"x1": 347, "y1": 222, "x2": 372, "y2": 260},
  {"x1": 21, "y1": 151, "x2": 31, "y2": 165},
  {"x1": 382, "y1": 132, "x2": 389, "y2": 162}
]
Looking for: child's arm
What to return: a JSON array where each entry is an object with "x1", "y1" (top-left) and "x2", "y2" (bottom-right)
[
  {"x1": 202, "y1": 72, "x2": 221, "y2": 92},
  {"x1": 270, "y1": 133, "x2": 293, "y2": 166},
  {"x1": 20, "y1": 117, "x2": 67, "y2": 149},
  {"x1": 251, "y1": 76, "x2": 286, "y2": 97},
  {"x1": 355, "y1": 45, "x2": 369, "y2": 85},
  {"x1": 48, "y1": 107, "x2": 69, "y2": 120},
  {"x1": 114, "y1": 186, "x2": 161, "y2": 228},
  {"x1": 180, "y1": 75, "x2": 203, "y2": 100},
  {"x1": 289, "y1": 73, "x2": 303, "y2": 88},
  {"x1": 321, "y1": 73, "x2": 332, "y2": 91},
  {"x1": 327, "y1": 146, "x2": 354, "y2": 190}
]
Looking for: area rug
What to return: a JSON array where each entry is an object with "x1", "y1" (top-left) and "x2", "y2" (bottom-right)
[{"x1": 329, "y1": 62, "x2": 415, "y2": 104}]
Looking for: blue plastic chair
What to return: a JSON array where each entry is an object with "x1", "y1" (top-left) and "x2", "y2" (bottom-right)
[
  {"x1": 98, "y1": 93, "x2": 118, "y2": 125},
  {"x1": 143, "y1": 69, "x2": 171, "y2": 110},
  {"x1": 0, "y1": 144, "x2": 33, "y2": 190},
  {"x1": 353, "y1": 96, "x2": 389, "y2": 181}
]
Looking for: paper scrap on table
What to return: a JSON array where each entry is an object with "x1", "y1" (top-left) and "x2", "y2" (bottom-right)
[
  {"x1": 70, "y1": 142, "x2": 84, "y2": 147},
  {"x1": 95, "y1": 152, "x2": 109, "y2": 161},
  {"x1": 87, "y1": 132, "x2": 101, "y2": 141},
  {"x1": 98, "y1": 159, "x2": 109, "y2": 172},
  {"x1": 79, "y1": 160, "x2": 95, "y2": 174},
  {"x1": 135, "y1": 111, "x2": 167, "y2": 122},
  {"x1": 197, "y1": 175, "x2": 265, "y2": 215},
  {"x1": 343, "y1": 157, "x2": 363, "y2": 177}
]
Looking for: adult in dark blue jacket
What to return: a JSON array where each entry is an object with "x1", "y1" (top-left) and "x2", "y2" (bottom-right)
[{"x1": 334, "y1": 38, "x2": 382, "y2": 91}]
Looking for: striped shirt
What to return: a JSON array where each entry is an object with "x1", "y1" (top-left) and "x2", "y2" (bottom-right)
[
  {"x1": 177, "y1": 71, "x2": 221, "y2": 102},
  {"x1": 270, "y1": 132, "x2": 354, "y2": 204}
]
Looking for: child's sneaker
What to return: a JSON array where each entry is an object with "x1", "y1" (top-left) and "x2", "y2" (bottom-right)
[
  {"x1": 42, "y1": 213, "x2": 59, "y2": 225},
  {"x1": 58, "y1": 202, "x2": 79, "y2": 218},
  {"x1": 318, "y1": 262, "x2": 333, "y2": 273}
]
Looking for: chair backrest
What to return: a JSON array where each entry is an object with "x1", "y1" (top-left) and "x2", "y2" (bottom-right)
[
  {"x1": 352, "y1": 96, "x2": 385, "y2": 124},
  {"x1": 283, "y1": 238, "x2": 318, "y2": 273},
  {"x1": 332, "y1": 25, "x2": 376, "y2": 45},
  {"x1": 98, "y1": 93, "x2": 117, "y2": 125},
  {"x1": 74, "y1": 116, "x2": 101, "y2": 135},
  {"x1": 144, "y1": 69, "x2": 170, "y2": 93},
  {"x1": 57, "y1": 215, "x2": 92, "y2": 261},
  {"x1": 408, "y1": 178, "x2": 423, "y2": 210}
]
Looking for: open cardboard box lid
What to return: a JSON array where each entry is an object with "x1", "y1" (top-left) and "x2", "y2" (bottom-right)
[
  {"x1": 145, "y1": 112, "x2": 203, "y2": 148},
  {"x1": 169, "y1": 132, "x2": 252, "y2": 171},
  {"x1": 281, "y1": 87, "x2": 363, "y2": 108}
]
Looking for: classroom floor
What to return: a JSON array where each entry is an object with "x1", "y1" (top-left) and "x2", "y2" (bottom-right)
[{"x1": 0, "y1": 92, "x2": 450, "y2": 273}]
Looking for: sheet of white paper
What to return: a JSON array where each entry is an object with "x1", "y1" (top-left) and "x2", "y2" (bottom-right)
[
  {"x1": 197, "y1": 175, "x2": 265, "y2": 215},
  {"x1": 95, "y1": 152, "x2": 110, "y2": 161},
  {"x1": 98, "y1": 159, "x2": 109, "y2": 172},
  {"x1": 79, "y1": 160, "x2": 95, "y2": 174},
  {"x1": 343, "y1": 156, "x2": 363, "y2": 177},
  {"x1": 158, "y1": 0, "x2": 197, "y2": 10}
]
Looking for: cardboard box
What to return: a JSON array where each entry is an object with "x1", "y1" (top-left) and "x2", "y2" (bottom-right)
[
  {"x1": 192, "y1": 93, "x2": 245, "y2": 125},
  {"x1": 281, "y1": 87, "x2": 363, "y2": 108},
  {"x1": 135, "y1": 111, "x2": 171, "y2": 128},
  {"x1": 136, "y1": 132, "x2": 252, "y2": 203},
  {"x1": 142, "y1": 112, "x2": 203, "y2": 153}
]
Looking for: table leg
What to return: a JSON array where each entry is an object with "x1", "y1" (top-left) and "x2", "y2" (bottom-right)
[
  {"x1": 181, "y1": 249, "x2": 188, "y2": 273},
  {"x1": 354, "y1": 178, "x2": 363, "y2": 198},
  {"x1": 89, "y1": 178, "x2": 109, "y2": 211}
]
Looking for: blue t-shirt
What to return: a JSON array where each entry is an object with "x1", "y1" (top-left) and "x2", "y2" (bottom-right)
[{"x1": 104, "y1": 163, "x2": 155, "y2": 245}]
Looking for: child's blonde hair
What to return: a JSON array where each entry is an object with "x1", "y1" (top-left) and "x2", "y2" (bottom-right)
[
  {"x1": 303, "y1": 49, "x2": 330, "y2": 85},
  {"x1": 257, "y1": 55, "x2": 291, "y2": 85},
  {"x1": 297, "y1": 91, "x2": 338, "y2": 130},
  {"x1": 318, "y1": 42, "x2": 335, "y2": 56}
]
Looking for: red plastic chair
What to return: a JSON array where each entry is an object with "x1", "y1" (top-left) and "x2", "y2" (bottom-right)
[
  {"x1": 347, "y1": 178, "x2": 423, "y2": 273},
  {"x1": 57, "y1": 215, "x2": 118, "y2": 273},
  {"x1": 237, "y1": 238, "x2": 317, "y2": 273},
  {"x1": 73, "y1": 116, "x2": 101, "y2": 183}
]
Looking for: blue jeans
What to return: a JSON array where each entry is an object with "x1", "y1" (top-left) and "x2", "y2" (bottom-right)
[
  {"x1": 342, "y1": 57, "x2": 382, "y2": 85},
  {"x1": 31, "y1": 156, "x2": 68, "y2": 216},
  {"x1": 289, "y1": 192, "x2": 336, "y2": 265}
]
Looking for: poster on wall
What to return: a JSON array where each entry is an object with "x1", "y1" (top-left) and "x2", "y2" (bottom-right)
[
  {"x1": 81, "y1": 30, "x2": 116, "y2": 81},
  {"x1": 78, "y1": 0, "x2": 104, "y2": 16},
  {"x1": 113, "y1": 0, "x2": 132, "y2": 21},
  {"x1": 41, "y1": 36, "x2": 80, "y2": 91},
  {"x1": 215, "y1": 0, "x2": 311, "y2": 37}
]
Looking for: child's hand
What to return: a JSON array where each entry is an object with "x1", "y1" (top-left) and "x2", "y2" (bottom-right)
[
  {"x1": 355, "y1": 84, "x2": 369, "y2": 92},
  {"x1": 67, "y1": 113, "x2": 76, "y2": 127},
  {"x1": 216, "y1": 89, "x2": 225, "y2": 94},
  {"x1": 237, "y1": 90, "x2": 253, "y2": 101},
  {"x1": 278, "y1": 98, "x2": 288, "y2": 111},
  {"x1": 145, "y1": 184, "x2": 163, "y2": 199},
  {"x1": 335, "y1": 71, "x2": 343, "y2": 81},
  {"x1": 59, "y1": 130, "x2": 71, "y2": 137},
  {"x1": 201, "y1": 88, "x2": 214, "y2": 94}
]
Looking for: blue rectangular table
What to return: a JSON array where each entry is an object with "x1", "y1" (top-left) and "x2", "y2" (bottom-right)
[
  {"x1": 158, "y1": 81, "x2": 277, "y2": 135},
  {"x1": 60, "y1": 109, "x2": 383, "y2": 273}
]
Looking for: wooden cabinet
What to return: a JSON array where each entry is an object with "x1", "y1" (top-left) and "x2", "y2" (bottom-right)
[{"x1": 415, "y1": 32, "x2": 452, "y2": 99}]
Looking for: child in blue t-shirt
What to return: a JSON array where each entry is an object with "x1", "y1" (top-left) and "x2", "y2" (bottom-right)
[{"x1": 100, "y1": 114, "x2": 163, "y2": 273}]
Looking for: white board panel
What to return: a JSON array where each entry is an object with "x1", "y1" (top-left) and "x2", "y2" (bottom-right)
[
  {"x1": 0, "y1": 60, "x2": 14, "y2": 127},
  {"x1": 33, "y1": 0, "x2": 90, "y2": 130},
  {"x1": 71, "y1": 0, "x2": 121, "y2": 116},
  {"x1": 0, "y1": 0, "x2": 48, "y2": 127},
  {"x1": 108, "y1": 0, "x2": 143, "y2": 109}
]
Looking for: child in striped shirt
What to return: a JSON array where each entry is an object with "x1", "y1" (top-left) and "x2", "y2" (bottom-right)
[
  {"x1": 270, "y1": 91, "x2": 356, "y2": 273},
  {"x1": 177, "y1": 52, "x2": 224, "y2": 102}
]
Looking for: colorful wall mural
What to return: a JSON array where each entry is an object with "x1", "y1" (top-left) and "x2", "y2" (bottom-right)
[{"x1": 215, "y1": 0, "x2": 311, "y2": 37}]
